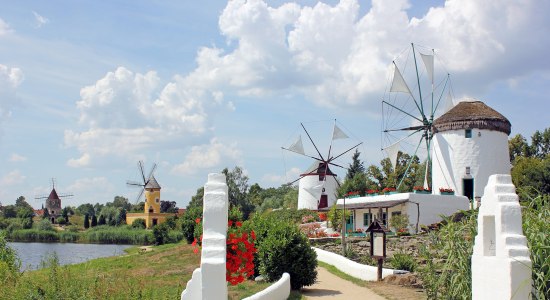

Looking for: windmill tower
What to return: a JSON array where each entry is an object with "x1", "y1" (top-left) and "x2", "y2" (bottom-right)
[
  {"x1": 35, "y1": 179, "x2": 73, "y2": 223},
  {"x1": 432, "y1": 98, "x2": 511, "y2": 202},
  {"x1": 283, "y1": 121, "x2": 361, "y2": 210},
  {"x1": 126, "y1": 161, "x2": 171, "y2": 228}
]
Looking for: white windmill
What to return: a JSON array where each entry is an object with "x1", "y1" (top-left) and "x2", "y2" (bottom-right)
[
  {"x1": 381, "y1": 43, "x2": 455, "y2": 191},
  {"x1": 283, "y1": 120, "x2": 362, "y2": 210}
]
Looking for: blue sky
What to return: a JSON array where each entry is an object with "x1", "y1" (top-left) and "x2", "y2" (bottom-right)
[{"x1": 1, "y1": 0, "x2": 549, "y2": 209}]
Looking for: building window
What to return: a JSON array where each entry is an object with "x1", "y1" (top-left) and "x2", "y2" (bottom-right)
[
  {"x1": 363, "y1": 213, "x2": 372, "y2": 226},
  {"x1": 382, "y1": 212, "x2": 387, "y2": 226},
  {"x1": 155, "y1": 198, "x2": 159, "y2": 203},
  {"x1": 465, "y1": 129, "x2": 472, "y2": 138}
]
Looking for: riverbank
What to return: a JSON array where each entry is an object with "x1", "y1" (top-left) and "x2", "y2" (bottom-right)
[
  {"x1": 1, "y1": 225, "x2": 183, "y2": 245},
  {"x1": 2, "y1": 241, "x2": 277, "y2": 299}
]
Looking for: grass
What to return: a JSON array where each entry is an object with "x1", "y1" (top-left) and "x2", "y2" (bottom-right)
[{"x1": 1, "y1": 241, "x2": 276, "y2": 299}]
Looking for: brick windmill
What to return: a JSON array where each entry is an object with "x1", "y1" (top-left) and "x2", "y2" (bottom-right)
[{"x1": 35, "y1": 178, "x2": 73, "y2": 223}]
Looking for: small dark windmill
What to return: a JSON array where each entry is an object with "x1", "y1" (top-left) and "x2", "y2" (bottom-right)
[
  {"x1": 126, "y1": 161, "x2": 161, "y2": 214},
  {"x1": 282, "y1": 120, "x2": 362, "y2": 210},
  {"x1": 35, "y1": 178, "x2": 73, "y2": 223}
]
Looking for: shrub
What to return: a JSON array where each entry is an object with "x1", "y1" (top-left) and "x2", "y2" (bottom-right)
[
  {"x1": 389, "y1": 213, "x2": 409, "y2": 233},
  {"x1": 390, "y1": 251, "x2": 416, "y2": 272},
  {"x1": 0, "y1": 232, "x2": 21, "y2": 282},
  {"x1": 153, "y1": 223, "x2": 170, "y2": 245},
  {"x1": 131, "y1": 219, "x2": 146, "y2": 229},
  {"x1": 56, "y1": 217, "x2": 67, "y2": 225},
  {"x1": 253, "y1": 215, "x2": 317, "y2": 290},
  {"x1": 327, "y1": 205, "x2": 350, "y2": 232},
  {"x1": 84, "y1": 214, "x2": 90, "y2": 229},
  {"x1": 36, "y1": 219, "x2": 55, "y2": 231},
  {"x1": 181, "y1": 206, "x2": 202, "y2": 244}
]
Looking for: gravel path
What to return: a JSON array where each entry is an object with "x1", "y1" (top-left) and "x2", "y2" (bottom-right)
[{"x1": 301, "y1": 266, "x2": 386, "y2": 299}]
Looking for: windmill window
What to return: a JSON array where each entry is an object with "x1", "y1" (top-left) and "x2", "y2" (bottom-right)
[
  {"x1": 465, "y1": 129, "x2": 472, "y2": 138},
  {"x1": 155, "y1": 198, "x2": 159, "y2": 203}
]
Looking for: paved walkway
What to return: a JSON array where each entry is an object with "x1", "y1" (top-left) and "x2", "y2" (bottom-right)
[{"x1": 301, "y1": 267, "x2": 386, "y2": 299}]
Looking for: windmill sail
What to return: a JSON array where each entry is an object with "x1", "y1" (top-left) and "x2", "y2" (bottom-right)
[
  {"x1": 304, "y1": 182, "x2": 324, "y2": 201},
  {"x1": 385, "y1": 142, "x2": 400, "y2": 171},
  {"x1": 420, "y1": 53, "x2": 434, "y2": 83},
  {"x1": 332, "y1": 125, "x2": 349, "y2": 140},
  {"x1": 390, "y1": 63, "x2": 413, "y2": 95},
  {"x1": 288, "y1": 135, "x2": 305, "y2": 155}
]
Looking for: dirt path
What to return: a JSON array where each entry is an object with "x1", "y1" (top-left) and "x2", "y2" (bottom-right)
[{"x1": 301, "y1": 267, "x2": 386, "y2": 299}]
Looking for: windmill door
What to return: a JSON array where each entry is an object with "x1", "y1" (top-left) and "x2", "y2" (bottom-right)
[{"x1": 318, "y1": 195, "x2": 328, "y2": 209}]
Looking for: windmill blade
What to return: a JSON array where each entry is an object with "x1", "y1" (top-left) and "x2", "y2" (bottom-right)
[
  {"x1": 329, "y1": 142, "x2": 363, "y2": 162},
  {"x1": 281, "y1": 147, "x2": 324, "y2": 163},
  {"x1": 58, "y1": 193, "x2": 74, "y2": 198},
  {"x1": 147, "y1": 163, "x2": 157, "y2": 180},
  {"x1": 127, "y1": 180, "x2": 144, "y2": 187},
  {"x1": 135, "y1": 188, "x2": 145, "y2": 204},
  {"x1": 138, "y1": 161, "x2": 147, "y2": 184},
  {"x1": 301, "y1": 123, "x2": 325, "y2": 161},
  {"x1": 327, "y1": 161, "x2": 347, "y2": 169},
  {"x1": 383, "y1": 125, "x2": 426, "y2": 133}
]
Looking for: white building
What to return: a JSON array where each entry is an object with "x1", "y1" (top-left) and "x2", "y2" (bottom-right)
[
  {"x1": 336, "y1": 193, "x2": 470, "y2": 233},
  {"x1": 298, "y1": 162, "x2": 339, "y2": 210},
  {"x1": 432, "y1": 99, "x2": 511, "y2": 203}
]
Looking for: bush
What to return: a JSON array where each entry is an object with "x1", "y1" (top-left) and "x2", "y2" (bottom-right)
[
  {"x1": 35, "y1": 219, "x2": 55, "y2": 231},
  {"x1": 252, "y1": 215, "x2": 317, "y2": 290},
  {"x1": 56, "y1": 217, "x2": 67, "y2": 225},
  {"x1": 131, "y1": 219, "x2": 146, "y2": 229},
  {"x1": 0, "y1": 232, "x2": 21, "y2": 282},
  {"x1": 153, "y1": 223, "x2": 169, "y2": 245},
  {"x1": 327, "y1": 205, "x2": 350, "y2": 232},
  {"x1": 389, "y1": 251, "x2": 416, "y2": 272},
  {"x1": 181, "y1": 206, "x2": 202, "y2": 244}
]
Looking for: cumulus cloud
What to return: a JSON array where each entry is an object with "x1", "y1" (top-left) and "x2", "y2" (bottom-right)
[
  {"x1": 65, "y1": 67, "x2": 232, "y2": 166},
  {"x1": 32, "y1": 11, "x2": 50, "y2": 28},
  {"x1": 185, "y1": 0, "x2": 550, "y2": 107},
  {"x1": 0, "y1": 64, "x2": 23, "y2": 126},
  {"x1": 0, "y1": 18, "x2": 13, "y2": 36},
  {"x1": 261, "y1": 167, "x2": 302, "y2": 185},
  {"x1": 9, "y1": 153, "x2": 27, "y2": 162},
  {"x1": 171, "y1": 138, "x2": 242, "y2": 175},
  {"x1": 0, "y1": 170, "x2": 26, "y2": 186}
]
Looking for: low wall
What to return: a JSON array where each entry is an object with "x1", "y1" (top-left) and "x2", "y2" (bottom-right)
[
  {"x1": 242, "y1": 273, "x2": 290, "y2": 300},
  {"x1": 314, "y1": 247, "x2": 405, "y2": 281}
]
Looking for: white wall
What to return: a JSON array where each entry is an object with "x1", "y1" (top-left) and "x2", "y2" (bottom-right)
[
  {"x1": 314, "y1": 248, "x2": 401, "y2": 280},
  {"x1": 338, "y1": 193, "x2": 470, "y2": 233},
  {"x1": 242, "y1": 273, "x2": 290, "y2": 300},
  {"x1": 432, "y1": 129, "x2": 510, "y2": 199},
  {"x1": 298, "y1": 174, "x2": 338, "y2": 210}
]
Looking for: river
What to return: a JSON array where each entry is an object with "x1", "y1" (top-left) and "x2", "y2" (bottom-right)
[{"x1": 8, "y1": 242, "x2": 132, "y2": 271}]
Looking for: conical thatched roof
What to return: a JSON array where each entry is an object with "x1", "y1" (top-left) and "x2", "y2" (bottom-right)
[{"x1": 434, "y1": 100, "x2": 511, "y2": 135}]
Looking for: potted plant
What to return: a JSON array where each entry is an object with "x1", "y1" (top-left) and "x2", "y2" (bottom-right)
[
  {"x1": 346, "y1": 191, "x2": 360, "y2": 198},
  {"x1": 439, "y1": 187, "x2": 455, "y2": 195},
  {"x1": 366, "y1": 189, "x2": 379, "y2": 196},
  {"x1": 382, "y1": 187, "x2": 396, "y2": 195},
  {"x1": 413, "y1": 186, "x2": 431, "y2": 194}
]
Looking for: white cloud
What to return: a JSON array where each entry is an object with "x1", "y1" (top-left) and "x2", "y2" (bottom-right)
[
  {"x1": 0, "y1": 64, "x2": 23, "y2": 126},
  {"x1": 261, "y1": 167, "x2": 301, "y2": 185},
  {"x1": 183, "y1": 0, "x2": 550, "y2": 108},
  {"x1": 65, "y1": 67, "x2": 232, "y2": 166},
  {"x1": 0, "y1": 170, "x2": 26, "y2": 186},
  {"x1": 0, "y1": 18, "x2": 13, "y2": 36},
  {"x1": 9, "y1": 153, "x2": 27, "y2": 162},
  {"x1": 66, "y1": 177, "x2": 114, "y2": 194},
  {"x1": 32, "y1": 11, "x2": 50, "y2": 28},
  {"x1": 171, "y1": 138, "x2": 242, "y2": 175}
]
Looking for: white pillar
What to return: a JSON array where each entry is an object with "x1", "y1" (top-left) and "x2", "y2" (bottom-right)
[
  {"x1": 182, "y1": 173, "x2": 228, "y2": 300},
  {"x1": 471, "y1": 174, "x2": 531, "y2": 300}
]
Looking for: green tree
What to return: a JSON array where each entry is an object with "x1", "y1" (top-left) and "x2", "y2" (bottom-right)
[
  {"x1": 130, "y1": 201, "x2": 144, "y2": 213},
  {"x1": 15, "y1": 196, "x2": 33, "y2": 211},
  {"x1": 61, "y1": 207, "x2": 70, "y2": 223},
  {"x1": 98, "y1": 214, "x2": 106, "y2": 226},
  {"x1": 222, "y1": 166, "x2": 253, "y2": 219},
  {"x1": 112, "y1": 196, "x2": 132, "y2": 211},
  {"x1": 346, "y1": 149, "x2": 365, "y2": 180},
  {"x1": 76, "y1": 203, "x2": 95, "y2": 217},
  {"x1": 1, "y1": 205, "x2": 17, "y2": 218},
  {"x1": 160, "y1": 201, "x2": 177, "y2": 213},
  {"x1": 116, "y1": 209, "x2": 127, "y2": 226},
  {"x1": 84, "y1": 213, "x2": 90, "y2": 229},
  {"x1": 509, "y1": 134, "x2": 530, "y2": 162},
  {"x1": 91, "y1": 215, "x2": 97, "y2": 227}
]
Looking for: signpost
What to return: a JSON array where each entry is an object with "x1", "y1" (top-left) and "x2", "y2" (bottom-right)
[{"x1": 366, "y1": 220, "x2": 386, "y2": 281}]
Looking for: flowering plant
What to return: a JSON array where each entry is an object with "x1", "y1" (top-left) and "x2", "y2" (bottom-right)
[
  {"x1": 192, "y1": 219, "x2": 257, "y2": 286},
  {"x1": 226, "y1": 220, "x2": 256, "y2": 285},
  {"x1": 346, "y1": 191, "x2": 360, "y2": 197},
  {"x1": 318, "y1": 212, "x2": 327, "y2": 221},
  {"x1": 440, "y1": 188, "x2": 454, "y2": 193},
  {"x1": 301, "y1": 215, "x2": 316, "y2": 223},
  {"x1": 330, "y1": 232, "x2": 340, "y2": 237},
  {"x1": 382, "y1": 187, "x2": 396, "y2": 193},
  {"x1": 366, "y1": 189, "x2": 379, "y2": 194}
]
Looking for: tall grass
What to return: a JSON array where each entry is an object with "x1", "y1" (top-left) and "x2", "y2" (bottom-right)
[{"x1": 81, "y1": 225, "x2": 155, "y2": 245}]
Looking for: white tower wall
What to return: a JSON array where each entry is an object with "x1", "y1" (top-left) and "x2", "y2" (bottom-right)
[
  {"x1": 298, "y1": 175, "x2": 338, "y2": 210},
  {"x1": 432, "y1": 129, "x2": 510, "y2": 199}
]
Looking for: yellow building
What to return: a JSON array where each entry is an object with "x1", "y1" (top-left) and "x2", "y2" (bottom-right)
[{"x1": 126, "y1": 175, "x2": 174, "y2": 228}]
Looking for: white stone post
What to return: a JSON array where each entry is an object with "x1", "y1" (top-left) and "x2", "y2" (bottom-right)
[
  {"x1": 471, "y1": 174, "x2": 532, "y2": 300},
  {"x1": 182, "y1": 173, "x2": 228, "y2": 300}
]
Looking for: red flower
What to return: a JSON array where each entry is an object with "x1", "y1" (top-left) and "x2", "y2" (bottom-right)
[
  {"x1": 236, "y1": 221, "x2": 242, "y2": 227},
  {"x1": 228, "y1": 220, "x2": 233, "y2": 227},
  {"x1": 195, "y1": 218, "x2": 201, "y2": 224}
]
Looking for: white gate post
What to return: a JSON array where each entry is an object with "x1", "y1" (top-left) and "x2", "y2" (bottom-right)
[
  {"x1": 182, "y1": 173, "x2": 228, "y2": 300},
  {"x1": 471, "y1": 174, "x2": 532, "y2": 300}
]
